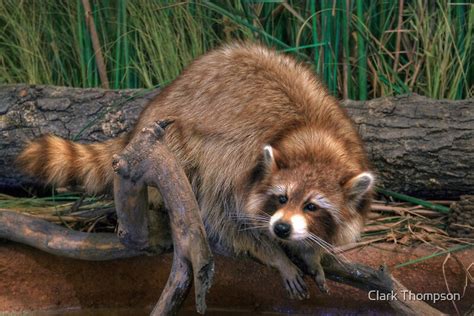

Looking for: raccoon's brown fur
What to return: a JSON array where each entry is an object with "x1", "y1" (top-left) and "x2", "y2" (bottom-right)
[
  {"x1": 18, "y1": 135, "x2": 128, "y2": 193},
  {"x1": 17, "y1": 42, "x2": 374, "y2": 299}
]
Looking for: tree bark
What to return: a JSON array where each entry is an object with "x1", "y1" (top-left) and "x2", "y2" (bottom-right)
[
  {"x1": 1, "y1": 84, "x2": 472, "y2": 198},
  {"x1": 0, "y1": 84, "x2": 158, "y2": 193},
  {"x1": 322, "y1": 258, "x2": 444, "y2": 316},
  {"x1": 345, "y1": 95, "x2": 473, "y2": 198}
]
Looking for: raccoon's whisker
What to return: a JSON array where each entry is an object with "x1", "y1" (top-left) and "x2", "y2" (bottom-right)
[
  {"x1": 302, "y1": 239, "x2": 313, "y2": 248},
  {"x1": 309, "y1": 241, "x2": 346, "y2": 265},
  {"x1": 308, "y1": 235, "x2": 338, "y2": 256},
  {"x1": 306, "y1": 233, "x2": 348, "y2": 264},
  {"x1": 239, "y1": 218, "x2": 268, "y2": 224},
  {"x1": 306, "y1": 235, "x2": 327, "y2": 251},
  {"x1": 238, "y1": 225, "x2": 268, "y2": 232},
  {"x1": 246, "y1": 217, "x2": 269, "y2": 222},
  {"x1": 311, "y1": 236, "x2": 334, "y2": 251},
  {"x1": 230, "y1": 214, "x2": 269, "y2": 224},
  {"x1": 308, "y1": 232, "x2": 335, "y2": 250},
  {"x1": 231, "y1": 213, "x2": 269, "y2": 220},
  {"x1": 234, "y1": 216, "x2": 267, "y2": 222},
  {"x1": 240, "y1": 226, "x2": 267, "y2": 231},
  {"x1": 252, "y1": 216, "x2": 271, "y2": 221},
  {"x1": 307, "y1": 235, "x2": 333, "y2": 254},
  {"x1": 323, "y1": 246, "x2": 348, "y2": 265},
  {"x1": 237, "y1": 222, "x2": 268, "y2": 228}
]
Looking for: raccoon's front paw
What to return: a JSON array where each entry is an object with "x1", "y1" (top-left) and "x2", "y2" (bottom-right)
[
  {"x1": 295, "y1": 249, "x2": 330, "y2": 294},
  {"x1": 309, "y1": 260, "x2": 329, "y2": 294},
  {"x1": 281, "y1": 268, "x2": 309, "y2": 300},
  {"x1": 313, "y1": 267, "x2": 329, "y2": 294}
]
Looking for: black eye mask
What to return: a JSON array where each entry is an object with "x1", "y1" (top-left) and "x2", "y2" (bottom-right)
[{"x1": 262, "y1": 195, "x2": 280, "y2": 215}]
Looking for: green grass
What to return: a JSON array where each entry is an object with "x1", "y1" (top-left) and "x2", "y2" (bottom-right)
[{"x1": 0, "y1": 0, "x2": 472, "y2": 99}]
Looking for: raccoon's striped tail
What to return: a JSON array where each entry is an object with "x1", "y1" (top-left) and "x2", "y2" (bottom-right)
[{"x1": 16, "y1": 135, "x2": 128, "y2": 194}]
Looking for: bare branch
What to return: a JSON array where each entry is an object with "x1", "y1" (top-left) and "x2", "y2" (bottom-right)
[{"x1": 112, "y1": 120, "x2": 214, "y2": 315}]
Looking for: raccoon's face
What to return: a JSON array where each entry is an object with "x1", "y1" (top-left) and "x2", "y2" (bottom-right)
[{"x1": 246, "y1": 145, "x2": 374, "y2": 246}]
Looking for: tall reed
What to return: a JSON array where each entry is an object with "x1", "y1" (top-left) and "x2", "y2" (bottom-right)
[{"x1": 0, "y1": 0, "x2": 471, "y2": 100}]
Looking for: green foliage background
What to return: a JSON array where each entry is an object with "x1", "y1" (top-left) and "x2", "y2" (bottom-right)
[{"x1": 0, "y1": 0, "x2": 472, "y2": 100}]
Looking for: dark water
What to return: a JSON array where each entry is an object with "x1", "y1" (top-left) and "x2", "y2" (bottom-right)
[{"x1": 20, "y1": 306, "x2": 393, "y2": 316}]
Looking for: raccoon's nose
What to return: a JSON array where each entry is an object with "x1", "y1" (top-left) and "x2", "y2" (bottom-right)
[{"x1": 274, "y1": 221, "x2": 291, "y2": 239}]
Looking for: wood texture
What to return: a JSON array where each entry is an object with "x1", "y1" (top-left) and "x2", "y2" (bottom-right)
[
  {"x1": 323, "y1": 258, "x2": 444, "y2": 316},
  {"x1": 0, "y1": 209, "x2": 147, "y2": 260},
  {"x1": 0, "y1": 84, "x2": 472, "y2": 198},
  {"x1": 345, "y1": 95, "x2": 474, "y2": 198},
  {"x1": 0, "y1": 85, "x2": 159, "y2": 193},
  {"x1": 112, "y1": 120, "x2": 214, "y2": 315}
]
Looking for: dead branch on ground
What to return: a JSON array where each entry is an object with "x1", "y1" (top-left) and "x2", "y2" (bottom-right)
[{"x1": 111, "y1": 120, "x2": 214, "y2": 315}]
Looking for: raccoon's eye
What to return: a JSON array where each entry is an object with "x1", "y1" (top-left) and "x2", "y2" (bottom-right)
[
  {"x1": 278, "y1": 195, "x2": 288, "y2": 204},
  {"x1": 304, "y1": 203, "x2": 318, "y2": 212}
]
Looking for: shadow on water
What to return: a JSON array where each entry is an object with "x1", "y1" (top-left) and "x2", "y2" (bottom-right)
[{"x1": 25, "y1": 306, "x2": 393, "y2": 316}]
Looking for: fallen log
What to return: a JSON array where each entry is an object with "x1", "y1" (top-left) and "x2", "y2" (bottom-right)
[
  {"x1": 0, "y1": 210, "x2": 444, "y2": 315},
  {"x1": 0, "y1": 84, "x2": 159, "y2": 194},
  {"x1": 1, "y1": 84, "x2": 472, "y2": 198}
]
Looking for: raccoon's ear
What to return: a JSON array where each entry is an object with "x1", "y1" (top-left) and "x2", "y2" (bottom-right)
[
  {"x1": 344, "y1": 172, "x2": 374, "y2": 204},
  {"x1": 263, "y1": 145, "x2": 280, "y2": 171}
]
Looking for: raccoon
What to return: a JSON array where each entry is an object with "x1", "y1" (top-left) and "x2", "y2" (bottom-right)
[{"x1": 17, "y1": 42, "x2": 374, "y2": 299}]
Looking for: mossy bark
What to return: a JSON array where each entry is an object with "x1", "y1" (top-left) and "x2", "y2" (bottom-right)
[{"x1": 1, "y1": 84, "x2": 473, "y2": 198}]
